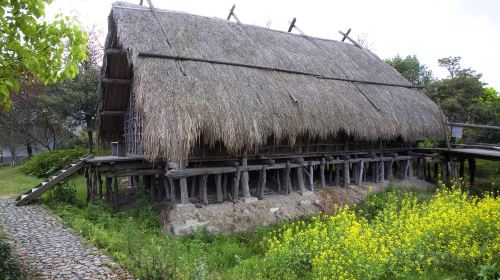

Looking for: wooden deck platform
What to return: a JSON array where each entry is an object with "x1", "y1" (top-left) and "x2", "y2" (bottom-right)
[
  {"x1": 432, "y1": 148, "x2": 500, "y2": 161},
  {"x1": 86, "y1": 155, "x2": 144, "y2": 163}
]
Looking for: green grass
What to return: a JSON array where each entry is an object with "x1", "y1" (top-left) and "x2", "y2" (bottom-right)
[
  {"x1": 0, "y1": 166, "x2": 40, "y2": 197},
  {"x1": 2, "y1": 159, "x2": 499, "y2": 279}
]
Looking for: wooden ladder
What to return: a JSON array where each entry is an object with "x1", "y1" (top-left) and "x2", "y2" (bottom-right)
[{"x1": 15, "y1": 154, "x2": 94, "y2": 206}]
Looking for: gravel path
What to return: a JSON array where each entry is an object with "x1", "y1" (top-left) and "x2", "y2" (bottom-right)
[{"x1": 0, "y1": 199, "x2": 133, "y2": 279}]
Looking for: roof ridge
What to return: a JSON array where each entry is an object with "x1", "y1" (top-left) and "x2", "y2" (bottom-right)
[{"x1": 111, "y1": 2, "x2": 361, "y2": 49}]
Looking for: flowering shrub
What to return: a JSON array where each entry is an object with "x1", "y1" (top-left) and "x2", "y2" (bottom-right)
[{"x1": 259, "y1": 184, "x2": 499, "y2": 279}]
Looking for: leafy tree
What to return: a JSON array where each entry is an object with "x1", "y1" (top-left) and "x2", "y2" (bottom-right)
[
  {"x1": 45, "y1": 29, "x2": 102, "y2": 153},
  {"x1": 0, "y1": 0, "x2": 88, "y2": 109},
  {"x1": 0, "y1": 80, "x2": 69, "y2": 164},
  {"x1": 438, "y1": 56, "x2": 481, "y2": 79},
  {"x1": 385, "y1": 55, "x2": 434, "y2": 88}
]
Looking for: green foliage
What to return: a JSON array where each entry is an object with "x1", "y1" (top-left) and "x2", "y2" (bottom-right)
[
  {"x1": 0, "y1": 234, "x2": 27, "y2": 280},
  {"x1": 0, "y1": 0, "x2": 88, "y2": 109},
  {"x1": 47, "y1": 180, "x2": 78, "y2": 205},
  {"x1": 256, "y1": 184, "x2": 499, "y2": 279},
  {"x1": 20, "y1": 148, "x2": 87, "y2": 177},
  {"x1": 417, "y1": 138, "x2": 440, "y2": 148},
  {"x1": 384, "y1": 54, "x2": 434, "y2": 87}
]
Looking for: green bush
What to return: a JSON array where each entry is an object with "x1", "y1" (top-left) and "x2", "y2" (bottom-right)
[
  {"x1": 20, "y1": 148, "x2": 87, "y2": 178},
  {"x1": 0, "y1": 234, "x2": 26, "y2": 280},
  {"x1": 47, "y1": 181, "x2": 79, "y2": 205}
]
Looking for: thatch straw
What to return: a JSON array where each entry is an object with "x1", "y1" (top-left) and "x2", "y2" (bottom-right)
[{"x1": 105, "y1": 2, "x2": 446, "y2": 162}]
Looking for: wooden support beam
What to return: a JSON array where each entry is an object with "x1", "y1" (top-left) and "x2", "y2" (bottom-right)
[
  {"x1": 241, "y1": 154, "x2": 251, "y2": 198},
  {"x1": 259, "y1": 167, "x2": 266, "y2": 199},
  {"x1": 232, "y1": 168, "x2": 241, "y2": 202},
  {"x1": 97, "y1": 171, "x2": 103, "y2": 199},
  {"x1": 320, "y1": 158, "x2": 326, "y2": 187},
  {"x1": 371, "y1": 162, "x2": 377, "y2": 183},
  {"x1": 403, "y1": 160, "x2": 410, "y2": 180},
  {"x1": 190, "y1": 176, "x2": 197, "y2": 198},
  {"x1": 296, "y1": 166, "x2": 306, "y2": 193},
  {"x1": 113, "y1": 177, "x2": 119, "y2": 210},
  {"x1": 335, "y1": 163, "x2": 340, "y2": 186},
  {"x1": 379, "y1": 159, "x2": 385, "y2": 181},
  {"x1": 105, "y1": 48, "x2": 126, "y2": 56},
  {"x1": 276, "y1": 170, "x2": 282, "y2": 192},
  {"x1": 161, "y1": 174, "x2": 170, "y2": 201},
  {"x1": 433, "y1": 162, "x2": 438, "y2": 181},
  {"x1": 200, "y1": 174, "x2": 208, "y2": 205},
  {"x1": 169, "y1": 177, "x2": 176, "y2": 203},
  {"x1": 100, "y1": 111, "x2": 127, "y2": 117},
  {"x1": 89, "y1": 166, "x2": 95, "y2": 203},
  {"x1": 308, "y1": 164, "x2": 314, "y2": 191},
  {"x1": 338, "y1": 30, "x2": 362, "y2": 48},
  {"x1": 341, "y1": 28, "x2": 351, "y2": 41},
  {"x1": 342, "y1": 162, "x2": 350, "y2": 187},
  {"x1": 216, "y1": 174, "x2": 223, "y2": 203},
  {"x1": 287, "y1": 17, "x2": 296, "y2": 32},
  {"x1": 102, "y1": 78, "x2": 131, "y2": 85},
  {"x1": 328, "y1": 163, "x2": 333, "y2": 185},
  {"x1": 85, "y1": 166, "x2": 91, "y2": 202},
  {"x1": 388, "y1": 160, "x2": 394, "y2": 181},
  {"x1": 459, "y1": 159, "x2": 465, "y2": 178},
  {"x1": 358, "y1": 160, "x2": 364, "y2": 187},
  {"x1": 179, "y1": 178, "x2": 189, "y2": 204},
  {"x1": 222, "y1": 174, "x2": 228, "y2": 200},
  {"x1": 416, "y1": 158, "x2": 421, "y2": 179},
  {"x1": 105, "y1": 177, "x2": 112, "y2": 203},
  {"x1": 285, "y1": 163, "x2": 292, "y2": 194},
  {"x1": 441, "y1": 160, "x2": 447, "y2": 182},
  {"x1": 448, "y1": 122, "x2": 500, "y2": 130}
]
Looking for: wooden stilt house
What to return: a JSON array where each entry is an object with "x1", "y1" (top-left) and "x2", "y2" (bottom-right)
[{"x1": 94, "y1": 2, "x2": 447, "y2": 206}]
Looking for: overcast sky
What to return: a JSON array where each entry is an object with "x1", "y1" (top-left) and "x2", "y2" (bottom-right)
[{"x1": 47, "y1": 0, "x2": 500, "y2": 90}]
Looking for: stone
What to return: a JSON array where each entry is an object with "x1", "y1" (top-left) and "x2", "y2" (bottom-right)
[
  {"x1": 240, "y1": 196, "x2": 258, "y2": 203},
  {"x1": 0, "y1": 199, "x2": 133, "y2": 280}
]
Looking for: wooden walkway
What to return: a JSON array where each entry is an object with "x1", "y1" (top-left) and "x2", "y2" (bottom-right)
[{"x1": 432, "y1": 147, "x2": 500, "y2": 161}]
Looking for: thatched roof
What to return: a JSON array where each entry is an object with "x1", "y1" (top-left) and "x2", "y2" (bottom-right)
[{"x1": 103, "y1": 2, "x2": 446, "y2": 162}]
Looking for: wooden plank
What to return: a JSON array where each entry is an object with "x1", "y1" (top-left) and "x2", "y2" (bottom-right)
[
  {"x1": 102, "y1": 78, "x2": 131, "y2": 85},
  {"x1": 448, "y1": 122, "x2": 500, "y2": 130}
]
